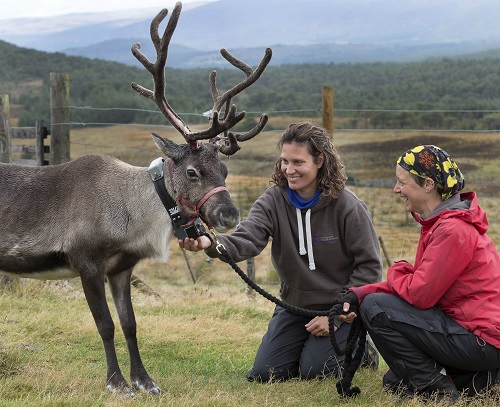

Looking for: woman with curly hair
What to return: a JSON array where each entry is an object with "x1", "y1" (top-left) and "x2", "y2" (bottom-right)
[{"x1": 180, "y1": 122, "x2": 382, "y2": 381}]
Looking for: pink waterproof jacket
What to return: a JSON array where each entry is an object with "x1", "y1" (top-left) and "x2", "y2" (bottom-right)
[{"x1": 351, "y1": 191, "x2": 500, "y2": 348}]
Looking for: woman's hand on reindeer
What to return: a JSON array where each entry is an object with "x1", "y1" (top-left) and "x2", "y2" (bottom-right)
[
  {"x1": 305, "y1": 316, "x2": 329, "y2": 337},
  {"x1": 178, "y1": 235, "x2": 212, "y2": 252}
]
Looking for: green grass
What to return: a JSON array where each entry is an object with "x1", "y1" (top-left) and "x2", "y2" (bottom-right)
[
  {"x1": 3, "y1": 123, "x2": 500, "y2": 405},
  {"x1": 2, "y1": 280, "x2": 500, "y2": 406}
]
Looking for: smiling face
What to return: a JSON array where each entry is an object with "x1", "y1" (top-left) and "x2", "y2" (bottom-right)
[
  {"x1": 394, "y1": 164, "x2": 426, "y2": 214},
  {"x1": 280, "y1": 142, "x2": 323, "y2": 199},
  {"x1": 394, "y1": 164, "x2": 441, "y2": 219}
]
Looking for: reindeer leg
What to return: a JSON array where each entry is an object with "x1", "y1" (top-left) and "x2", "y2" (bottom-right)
[
  {"x1": 107, "y1": 268, "x2": 162, "y2": 395},
  {"x1": 80, "y1": 274, "x2": 135, "y2": 397}
]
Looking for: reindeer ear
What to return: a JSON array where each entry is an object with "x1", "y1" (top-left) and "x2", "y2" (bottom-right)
[{"x1": 151, "y1": 133, "x2": 185, "y2": 162}]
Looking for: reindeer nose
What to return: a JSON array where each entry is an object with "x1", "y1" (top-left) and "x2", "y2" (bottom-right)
[{"x1": 213, "y1": 205, "x2": 240, "y2": 232}]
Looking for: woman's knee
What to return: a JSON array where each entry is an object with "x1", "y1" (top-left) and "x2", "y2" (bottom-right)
[
  {"x1": 360, "y1": 292, "x2": 391, "y2": 308},
  {"x1": 359, "y1": 293, "x2": 400, "y2": 321}
]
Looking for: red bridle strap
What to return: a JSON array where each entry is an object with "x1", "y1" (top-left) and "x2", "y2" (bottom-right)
[
  {"x1": 177, "y1": 186, "x2": 228, "y2": 213},
  {"x1": 168, "y1": 160, "x2": 228, "y2": 215}
]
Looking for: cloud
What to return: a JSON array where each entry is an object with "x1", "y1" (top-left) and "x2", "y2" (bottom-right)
[{"x1": 1, "y1": 0, "x2": 208, "y2": 19}]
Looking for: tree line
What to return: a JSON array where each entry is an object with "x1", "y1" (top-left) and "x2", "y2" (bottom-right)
[{"x1": 2, "y1": 39, "x2": 500, "y2": 130}]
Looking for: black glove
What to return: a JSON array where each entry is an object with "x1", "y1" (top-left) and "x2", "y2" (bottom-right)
[{"x1": 340, "y1": 291, "x2": 359, "y2": 314}]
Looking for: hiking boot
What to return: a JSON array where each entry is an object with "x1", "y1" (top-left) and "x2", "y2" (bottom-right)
[
  {"x1": 383, "y1": 369, "x2": 414, "y2": 400},
  {"x1": 361, "y1": 334, "x2": 379, "y2": 370},
  {"x1": 420, "y1": 374, "x2": 460, "y2": 403},
  {"x1": 490, "y1": 366, "x2": 500, "y2": 386}
]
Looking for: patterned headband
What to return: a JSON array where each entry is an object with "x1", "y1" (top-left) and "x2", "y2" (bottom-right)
[{"x1": 397, "y1": 145, "x2": 465, "y2": 200}]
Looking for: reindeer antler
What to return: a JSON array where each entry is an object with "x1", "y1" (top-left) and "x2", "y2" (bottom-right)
[
  {"x1": 131, "y1": 3, "x2": 190, "y2": 137},
  {"x1": 131, "y1": 1, "x2": 272, "y2": 154},
  {"x1": 204, "y1": 47, "x2": 271, "y2": 155}
]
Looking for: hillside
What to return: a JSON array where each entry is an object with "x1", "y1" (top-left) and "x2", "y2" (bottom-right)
[
  {"x1": 63, "y1": 40, "x2": 500, "y2": 70},
  {"x1": 2, "y1": 40, "x2": 500, "y2": 203},
  {"x1": 2, "y1": 0, "x2": 500, "y2": 67},
  {"x1": 2, "y1": 40, "x2": 500, "y2": 133}
]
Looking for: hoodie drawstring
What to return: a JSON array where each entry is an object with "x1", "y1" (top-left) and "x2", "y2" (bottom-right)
[
  {"x1": 296, "y1": 208, "x2": 316, "y2": 270},
  {"x1": 296, "y1": 208, "x2": 306, "y2": 255}
]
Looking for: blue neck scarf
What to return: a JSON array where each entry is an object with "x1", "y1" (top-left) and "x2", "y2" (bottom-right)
[{"x1": 286, "y1": 186, "x2": 322, "y2": 209}]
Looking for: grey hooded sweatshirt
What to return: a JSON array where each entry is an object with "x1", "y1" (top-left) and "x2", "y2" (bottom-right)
[{"x1": 206, "y1": 186, "x2": 382, "y2": 310}]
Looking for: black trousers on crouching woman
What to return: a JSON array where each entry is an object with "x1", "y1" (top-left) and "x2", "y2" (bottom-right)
[
  {"x1": 360, "y1": 293, "x2": 500, "y2": 395},
  {"x1": 246, "y1": 305, "x2": 362, "y2": 382}
]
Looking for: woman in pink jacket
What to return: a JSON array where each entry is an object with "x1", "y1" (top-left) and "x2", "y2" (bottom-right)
[{"x1": 343, "y1": 145, "x2": 500, "y2": 402}]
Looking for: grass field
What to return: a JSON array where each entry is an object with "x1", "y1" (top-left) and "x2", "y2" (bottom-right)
[
  {"x1": 63, "y1": 118, "x2": 500, "y2": 261},
  {"x1": 2, "y1": 119, "x2": 500, "y2": 405},
  {"x1": 2, "y1": 278, "x2": 500, "y2": 406}
]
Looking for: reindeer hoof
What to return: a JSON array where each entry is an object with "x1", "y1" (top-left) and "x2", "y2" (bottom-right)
[
  {"x1": 132, "y1": 379, "x2": 162, "y2": 395},
  {"x1": 149, "y1": 386, "x2": 163, "y2": 395},
  {"x1": 106, "y1": 383, "x2": 136, "y2": 398}
]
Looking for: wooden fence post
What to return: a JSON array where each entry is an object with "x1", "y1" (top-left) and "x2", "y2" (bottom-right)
[
  {"x1": 0, "y1": 94, "x2": 14, "y2": 287},
  {"x1": 245, "y1": 258, "x2": 256, "y2": 298},
  {"x1": 36, "y1": 120, "x2": 50, "y2": 166},
  {"x1": 0, "y1": 94, "x2": 12, "y2": 163},
  {"x1": 378, "y1": 236, "x2": 392, "y2": 267},
  {"x1": 182, "y1": 249, "x2": 197, "y2": 284},
  {"x1": 322, "y1": 85, "x2": 334, "y2": 137},
  {"x1": 50, "y1": 72, "x2": 70, "y2": 164}
]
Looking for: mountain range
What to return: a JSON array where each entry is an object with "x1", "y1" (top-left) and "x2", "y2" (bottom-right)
[{"x1": 2, "y1": 0, "x2": 500, "y2": 68}]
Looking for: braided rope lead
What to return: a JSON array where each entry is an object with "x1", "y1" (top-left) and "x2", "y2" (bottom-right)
[{"x1": 209, "y1": 232, "x2": 366, "y2": 398}]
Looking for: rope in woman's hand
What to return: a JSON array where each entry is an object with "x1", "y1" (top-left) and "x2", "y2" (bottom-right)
[{"x1": 209, "y1": 232, "x2": 366, "y2": 398}]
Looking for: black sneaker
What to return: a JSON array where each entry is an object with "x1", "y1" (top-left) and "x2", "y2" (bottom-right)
[{"x1": 420, "y1": 374, "x2": 460, "y2": 403}]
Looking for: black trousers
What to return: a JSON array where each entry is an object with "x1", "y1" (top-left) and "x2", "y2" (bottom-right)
[
  {"x1": 246, "y1": 305, "x2": 356, "y2": 381},
  {"x1": 360, "y1": 293, "x2": 500, "y2": 392}
]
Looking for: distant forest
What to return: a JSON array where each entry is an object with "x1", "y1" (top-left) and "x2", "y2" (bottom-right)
[{"x1": 2, "y1": 40, "x2": 500, "y2": 131}]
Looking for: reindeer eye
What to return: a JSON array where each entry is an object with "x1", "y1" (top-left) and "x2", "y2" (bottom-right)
[{"x1": 186, "y1": 168, "x2": 198, "y2": 178}]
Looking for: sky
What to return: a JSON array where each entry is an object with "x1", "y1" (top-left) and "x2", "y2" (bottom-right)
[{"x1": 0, "y1": 0, "x2": 214, "y2": 19}]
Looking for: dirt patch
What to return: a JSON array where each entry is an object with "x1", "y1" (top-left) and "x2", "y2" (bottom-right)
[
  {"x1": 339, "y1": 133, "x2": 500, "y2": 196},
  {"x1": 340, "y1": 134, "x2": 500, "y2": 158}
]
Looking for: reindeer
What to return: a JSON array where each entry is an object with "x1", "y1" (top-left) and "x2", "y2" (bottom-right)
[{"x1": 0, "y1": 1, "x2": 271, "y2": 397}]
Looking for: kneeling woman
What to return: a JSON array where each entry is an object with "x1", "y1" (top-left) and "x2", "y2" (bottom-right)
[
  {"x1": 343, "y1": 145, "x2": 500, "y2": 402},
  {"x1": 180, "y1": 122, "x2": 382, "y2": 381}
]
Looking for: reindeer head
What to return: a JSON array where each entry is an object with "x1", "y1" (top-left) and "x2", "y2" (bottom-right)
[{"x1": 131, "y1": 1, "x2": 272, "y2": 232}]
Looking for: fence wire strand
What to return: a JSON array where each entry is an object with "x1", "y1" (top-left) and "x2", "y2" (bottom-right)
[{"x1": 15, "y1": 103, "x2": 500, "y2": 276}]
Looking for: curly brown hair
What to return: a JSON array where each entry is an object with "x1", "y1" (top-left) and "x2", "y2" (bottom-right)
[{"x1": 270, "y1": 122, "x2": 347, "y2": 200}]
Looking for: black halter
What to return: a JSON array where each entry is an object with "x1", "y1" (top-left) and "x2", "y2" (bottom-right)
[{"x1": 147, "y1": 157, "x2": 206, "y2": 240}]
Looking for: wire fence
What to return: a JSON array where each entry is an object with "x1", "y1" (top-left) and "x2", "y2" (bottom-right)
[
  {"x1": 63, "y1": 105, "x2": 500, "y2": 132},
  {"x1": 21, "y1": 103, "x2": 500, "y2": 275}
]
